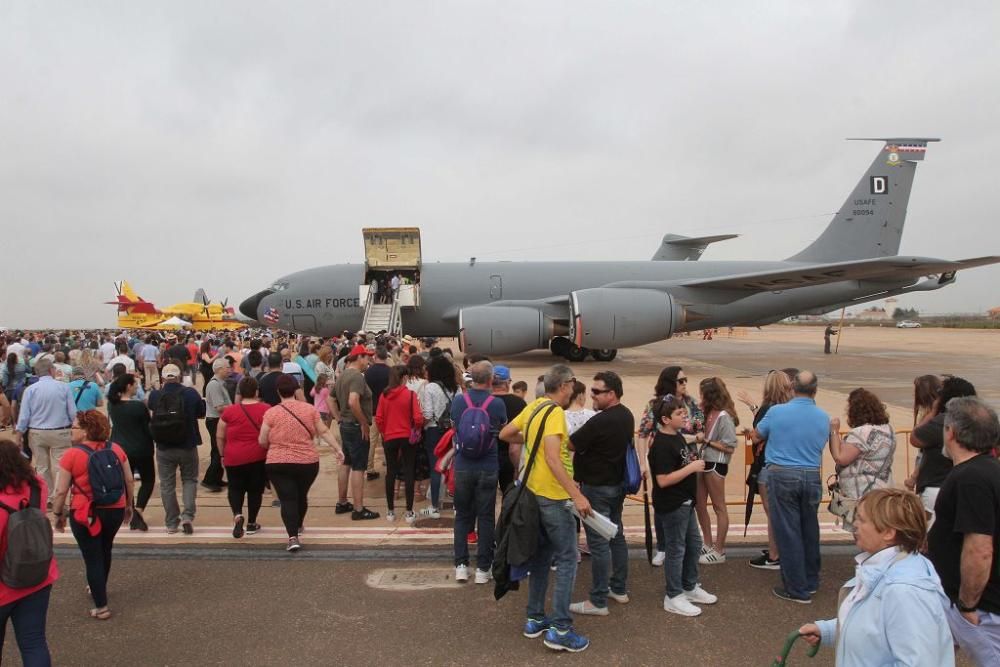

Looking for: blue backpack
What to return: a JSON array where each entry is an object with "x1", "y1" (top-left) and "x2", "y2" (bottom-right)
[
  {"x1": 72, "y1": 441, "x2": 126, "y2": 506},
  {"x1": 454, "y1": 393, "x2": 496, "y2": 460}
]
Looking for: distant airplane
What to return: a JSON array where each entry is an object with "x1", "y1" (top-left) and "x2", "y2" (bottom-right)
[
  {"x1": 240, "y1": 138, "x2": 1000, "y2": 361},
  {"x1": 108, "y1": 281, "x2": 245, "y2": 332}
]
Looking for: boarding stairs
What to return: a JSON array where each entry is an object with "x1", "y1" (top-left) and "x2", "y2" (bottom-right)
[{"x1": 360, "y1": 289, "x2": 404, "y2": 336}]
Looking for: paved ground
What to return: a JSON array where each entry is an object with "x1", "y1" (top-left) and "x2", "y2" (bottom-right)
[{"x1": 7, "y1": 547, "x2": 864, "y2": 667}]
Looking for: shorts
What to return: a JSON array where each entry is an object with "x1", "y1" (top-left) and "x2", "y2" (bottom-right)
[
  {"x1": 339, "y1": 422, "x2": 370, "y2": 472},
  {"x1": 703, "y1": 462, "x2": 729, "y2": 478}
]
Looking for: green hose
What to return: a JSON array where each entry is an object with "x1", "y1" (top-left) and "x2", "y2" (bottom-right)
[{"x1": 770, "y1": 630, "x2": 820, "y2": 666}]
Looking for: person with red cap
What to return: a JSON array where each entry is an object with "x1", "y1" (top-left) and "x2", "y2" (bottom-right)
[{"x1": 332, "y1": 344, "x2": 380, "y2": 520}]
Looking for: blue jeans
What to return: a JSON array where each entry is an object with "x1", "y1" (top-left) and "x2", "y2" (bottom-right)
[
  {"x1": 0, "y1": 584, "x2": 52, "y2": 667},
  {"x1": 423, "y1": 426, "x2": 444, "y2": 508},
  {"x1": 580, "y1": 483, "x2": 628, "y2": 607},
  {"x1": 766, "y1": 465, "x2": 822, "y2": 599},
  {"x1": 526, "y1": 496, "x2": 578, "y2": 631},
  {"x1": 453, "y1": 468, "x2": 498, "y2": 570},
  {"x1": 658, "y1": 503, "x2": 702, "y2": 597}
]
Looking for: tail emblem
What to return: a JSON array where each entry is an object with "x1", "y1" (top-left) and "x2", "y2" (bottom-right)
[{"x1": 886, "y1": 145, "x2": 902, "y2": 167}]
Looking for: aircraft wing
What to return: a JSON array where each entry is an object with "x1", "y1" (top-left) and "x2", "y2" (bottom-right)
[{"x1": 676, "y1": 255, "x2": 1000, "y2": 292}]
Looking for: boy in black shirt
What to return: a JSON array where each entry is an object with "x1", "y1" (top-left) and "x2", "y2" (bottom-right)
[{"x1": 648, "y1": 396, "x2": 717, "y2": 617}]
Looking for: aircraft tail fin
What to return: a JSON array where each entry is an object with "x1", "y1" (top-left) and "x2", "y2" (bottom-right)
[
  {"x1": 193, "y1": 288, "x2": 208, "y2": 305},
  {"x1": 652, "y1": 234, "x2": 738, "y2": 261},
  {"x1": 120, "y1": 280, "x2": 141, "y2": 302},
  {"x1": 787, "y1": 138, "x2": 940, "y2": 263}
]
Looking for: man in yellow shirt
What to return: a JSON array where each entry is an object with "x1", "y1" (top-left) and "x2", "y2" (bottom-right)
[{"x1": 499, "y1": 364, "x2": 593, "y2": 653}]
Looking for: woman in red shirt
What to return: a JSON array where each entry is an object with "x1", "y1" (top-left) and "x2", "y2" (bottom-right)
[
  {"x1": 51, "y1": 410, "x2": 134, "y2": 620},
  {"x1": 259, "y1": 375, "x2": 343, "y2": 552},
  {"x1": 375, "y1": 365, "x2": 425, "y2": 524},
  {"x1": 219, "y1": 377, "x2": 270, "y2": 538},
  {"x1": 0, "y1": 438, "x2": 58, "y2": 665}
]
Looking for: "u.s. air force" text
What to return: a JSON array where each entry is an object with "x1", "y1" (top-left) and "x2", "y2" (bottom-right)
[{"x1": 284, "y1": 297, "x2": 360, "y2": 309}]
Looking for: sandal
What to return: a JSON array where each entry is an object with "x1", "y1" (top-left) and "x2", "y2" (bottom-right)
[{"x1": 89, "y1": 607, "x2": 112, "y2": 620}]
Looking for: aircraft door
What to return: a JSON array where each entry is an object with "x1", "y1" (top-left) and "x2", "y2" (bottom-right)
[
  {"x1": 490, "y1": 275, "x2": 502, "y2": 300},
  {"x1": 292, "y1": 314, "x2": 317, "y2": 334}
]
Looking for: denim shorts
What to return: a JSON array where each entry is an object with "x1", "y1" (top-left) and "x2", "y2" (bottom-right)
[{"x1": 339, "y1": 422, "x2": 370, "y2": 472}]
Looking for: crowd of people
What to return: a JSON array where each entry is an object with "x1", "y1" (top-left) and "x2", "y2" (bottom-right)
[{"x1": 0, "y1": 328, "x2": 999, "y2": 664}]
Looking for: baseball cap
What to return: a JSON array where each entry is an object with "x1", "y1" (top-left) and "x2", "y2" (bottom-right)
[
  {"x1": 162, "y1": 364, "x2": 182, "y2": 379},
  {"x1": 349, "y1": 344, "x2": 373, "y2": 357},
  {"x1": 493, "y1": 365, "x2": 511, "y2": 382}
]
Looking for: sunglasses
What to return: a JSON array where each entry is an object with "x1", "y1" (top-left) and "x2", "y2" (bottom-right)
[
  {"x1": 590, "y1": 388, "x2": 612, "y2": 395},
  {"x1": 676, "y1": 378, "x2": 688, "y2": 384}
]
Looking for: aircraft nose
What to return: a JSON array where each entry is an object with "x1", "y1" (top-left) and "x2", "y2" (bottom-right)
[{"x1": 239, "y1": 289, "x2": 274, "y2": 320}]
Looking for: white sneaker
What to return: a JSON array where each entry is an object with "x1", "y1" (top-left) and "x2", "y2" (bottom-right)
[
  {"x1": 474, "y1": 568, "x2": 492, "y2": 584},
  {"x1": 455, "y1": 565, "x2": 469, "y2": 582},
  {"x1": 404, "y1": 511, "x2": 416, "y2": 525},
  {"x1": 684, "y1": 585, "x2": 718, "y2": 605},
  {"x1": 608, "y1": 591, "x2": 630, "y2": 604},
  {"x1": 699, "y1": 548, "x2": 726, "y2": 565},
  {"x1": 651, "y1": 551, "x2": 666, "y2": 567},
  {"x1": 663, "y1": 593, "x2": 702, "y2": 617},
  {"x1": 569, "y1": 601, "x2": 609, "y2": 616},
  {"x1": 386, "y1": 511, "x2": 396, "y2": 522},
  {"x1": 419, "y1": 506, "x2": 441, "y2": 520}
]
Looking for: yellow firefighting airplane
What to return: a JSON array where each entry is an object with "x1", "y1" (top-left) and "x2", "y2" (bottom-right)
[{"x1": 107, "y1": 281, "x2": 246, "y2": 331}]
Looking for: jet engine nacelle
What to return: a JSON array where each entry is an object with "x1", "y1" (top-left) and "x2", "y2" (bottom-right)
[
  {"x1": 459, "y1": 305, "x2": 555, "y2": 356},
  {"x1": 569, "y1": 288, "x2": 683, "y2": 349}
]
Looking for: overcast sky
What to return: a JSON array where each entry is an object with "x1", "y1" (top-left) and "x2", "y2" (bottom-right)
[{"x1": 2, "y1": 1, "x2": 998, "y2": 329}]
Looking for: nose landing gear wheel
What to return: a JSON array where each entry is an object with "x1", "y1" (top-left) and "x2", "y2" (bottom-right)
[{"x1": 591, "y1": 349, "x2": 617, "y2": 362}]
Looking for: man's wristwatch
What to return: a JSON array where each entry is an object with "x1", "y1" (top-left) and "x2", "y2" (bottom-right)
[{"x1": 957, "y1": 600, "x2": 978, "y2": 613}]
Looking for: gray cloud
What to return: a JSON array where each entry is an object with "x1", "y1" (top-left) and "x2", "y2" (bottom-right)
[{"x1": 2, "y1": 1, "x2": 998, "y2": 328}]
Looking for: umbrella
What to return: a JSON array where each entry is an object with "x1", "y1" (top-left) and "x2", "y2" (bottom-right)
[
  {"x1": 642, "y1": 473, "x2": 653, "y2": 564},
  {"x1": 770, "y1": 630, "x2": 820, "y2": 666},
  {"x1": 744, "y1": 436, "x2": 765, "y2": 537}
]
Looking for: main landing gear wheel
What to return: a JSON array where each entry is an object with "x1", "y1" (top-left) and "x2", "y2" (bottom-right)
[
  {"x1": 563, "y1": 345, "x2": 589, "y2": 363},
  {"x1": 591, "y1": 348, "x2": 618, "y2": 362}
]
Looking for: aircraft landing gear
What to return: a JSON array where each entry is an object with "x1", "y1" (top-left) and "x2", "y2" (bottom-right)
[
  {"x1": 591, "y1": 348, "x2": 618, "y2": 362},
  {"x1": 550, "y1": 337, "x2": 612, "y2": 362}
]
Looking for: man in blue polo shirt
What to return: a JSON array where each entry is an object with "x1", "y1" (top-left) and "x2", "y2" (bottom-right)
[{"x1": 751, "y1": 371, "x2": 829, "y2": 604}]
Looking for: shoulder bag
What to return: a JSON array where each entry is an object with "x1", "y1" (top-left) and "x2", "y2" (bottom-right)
[
  {"x1": 408, "y1": 392, "x2": 422, "y2": 444},
  {"x1": 827, "y1": 426, "x2": 895, "y2": 526}
]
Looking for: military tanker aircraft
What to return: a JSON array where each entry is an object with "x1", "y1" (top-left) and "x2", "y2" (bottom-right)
[{"x1": 240, "y1": 138, "x2": 999, "y2": 362}]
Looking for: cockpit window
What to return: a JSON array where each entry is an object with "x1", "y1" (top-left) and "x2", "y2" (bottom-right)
[{"x1": 270, "y1": 282, "x2": 289, "y2": 291}]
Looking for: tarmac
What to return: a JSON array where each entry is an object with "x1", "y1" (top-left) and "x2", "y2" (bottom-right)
[{"x1": 5, "y1": 324, "x2": 995, "y2": 664}]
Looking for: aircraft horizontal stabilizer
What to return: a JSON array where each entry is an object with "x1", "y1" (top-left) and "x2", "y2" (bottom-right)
[
  {"x1": 680, "y1": 255, "x2": 1000, "y2": 292},
  {"x1": 652, "y1": 234, "x2": 738, "y2": 261}
]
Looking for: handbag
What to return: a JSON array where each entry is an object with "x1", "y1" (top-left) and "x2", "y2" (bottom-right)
[
  {"x1": 827, "y1": 426, "x2": 894, "y2": 526},
  {"x1": 408, "y1": 392, "x2": 422, "y2": 445}
]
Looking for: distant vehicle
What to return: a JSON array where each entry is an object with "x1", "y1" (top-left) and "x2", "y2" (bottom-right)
[
  {"x1": 896, "y1": 320, "x2": 922, "y2": 328},
  {"x1": 241, "y1": 138, "x2": 1000, "y2": 361}
]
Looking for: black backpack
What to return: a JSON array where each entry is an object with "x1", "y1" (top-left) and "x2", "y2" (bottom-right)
[
  {"x1": 0, "y1": 483, "x2": 53, "y2": 589},
  {"x1": 150, "y1": 388, "x2": 187, "y2": 446},
  {"x1": 72, "y1": 441, "x2": 126, "y2": 506}
]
